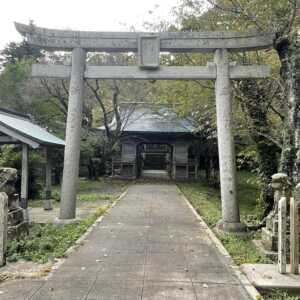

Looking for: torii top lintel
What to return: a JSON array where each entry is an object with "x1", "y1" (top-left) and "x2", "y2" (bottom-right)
[{"x1": 15, "y1": 22, "x2": 274, "y2": 53}]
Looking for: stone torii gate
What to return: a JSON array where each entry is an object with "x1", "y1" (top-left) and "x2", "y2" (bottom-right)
[{"x1": 15, "y1": 23, "x2": 273, "y2": 232}]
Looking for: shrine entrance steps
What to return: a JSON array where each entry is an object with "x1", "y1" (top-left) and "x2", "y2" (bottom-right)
[{"x1": 141, "y1": 169, "x2": 170, "y2": 180}]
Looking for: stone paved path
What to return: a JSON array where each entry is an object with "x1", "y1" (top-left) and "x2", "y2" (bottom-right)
[{"x1": 0, "y1": 184, "x2": 250, "y2": 299}]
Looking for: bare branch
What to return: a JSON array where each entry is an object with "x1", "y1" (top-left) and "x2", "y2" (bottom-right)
[
  {"x1": 206, "y1": 0, "x2": 240, "y2": 15},
  {"x1": 207, "y1": 0, "x2": 265, "y2": 31},
  {"x1": 193, "y1": 79, "x2": 214, "y2": 90},
  {"x1": 255, "y1": 131, "x2": 282, "y2": 150},
  {"x1": 40, "y1": 79, "x2": 68, "y2": 116},
  {"x1": 183, "y1": 54, "x2": 214, "y2": 90},
  {"x1": 269, "y1": 103, "x2": 284, "y2": 121},
  {"x1": 284, "y1": 0, "x2": 298, "y2": 37},
  {"x1": 112, "y1": 80, "x2": 121, "y2": 134},
  {"x1": 61, "y1": 80, "x2": 69, "y2": 96},
  {"x1": 86, "y1": 79, "x2": 111, "y2": 138}
]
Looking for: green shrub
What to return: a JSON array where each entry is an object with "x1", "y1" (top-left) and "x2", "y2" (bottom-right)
[
  {"x1": 0, "y1": 145, "x2": 43, "y2": 199},
  {"x1": 51, "y1": 190, "x2": 61, "y2": 202},
  {"x1": 263, "y1": 290, "x2": 300, "y2": 300},
  {"x1": 6, "y1": 206, "x2": 107, "y2": 263}
]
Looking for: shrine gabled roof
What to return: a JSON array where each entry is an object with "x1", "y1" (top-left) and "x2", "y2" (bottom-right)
[
  {"x1": 101, "y1": 103, "x2": 197, "y2": 134},
  {"x1": 0, "y1": 108, "x2": 65, "y2": 148}
]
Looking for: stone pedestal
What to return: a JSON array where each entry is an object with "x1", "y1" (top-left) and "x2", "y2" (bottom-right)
[
  {"x1": 261, "y1": 207, "x2": 300, "y2": 256},
  {"x1": 0, "y1": 168, "x2": 28, "y2": 240},
  {"x1": 7, "y1": 207, "x2": 28, "y2": 239},
  {"x1": 260, "y1": 173, "x2": 300, "y2": 260},
  {"x1": 0, "y1": 192, "x2": 7, "y2": 266}
]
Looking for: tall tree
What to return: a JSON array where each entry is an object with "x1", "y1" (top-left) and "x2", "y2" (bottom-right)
[
  {"x1": 0, "y1": 40, "x2": 42, "y2": 68},
  {"x1": 201, "y1": 0, "x2": 300, "y2": 183}
]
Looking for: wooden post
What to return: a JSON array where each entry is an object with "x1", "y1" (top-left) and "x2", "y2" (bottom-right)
[
  {"x1": 173, "y1": 163, "x2": 176, "y2": 180},
  {"x1": 214, "y1": 49, "x2": 244, "y2": 233},
  {"x1": 44, "y1": 147, "x2": 53, "y2": 210},
  {"x1": 59, "y1": 47, "x2": 86, "y2": 221},
  {"x1": 0, "y1": 192, "x2": 8, "y2": 266},
  {"x1": 20, "y1": 143, "x2": 29, "y2": 222},
  {"x1": 195, "y1": 159, "x2": 198, "y2": 180},
  {"x1": 291, "y1": 183, "x2": 300, "y2": 274},
  {"x1": 278, "y1": 196, "x2": 287, "y2": 274}
]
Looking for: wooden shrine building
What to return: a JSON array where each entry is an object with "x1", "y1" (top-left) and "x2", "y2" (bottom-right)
[
  {"x1": 107, "y1": 103, "x2": 198, "y2": 180},
  {"x1": 0, "y1": 108, "x2": 65, "y2": 216}
]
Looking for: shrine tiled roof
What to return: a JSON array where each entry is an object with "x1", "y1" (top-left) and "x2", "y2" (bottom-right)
[{"x1": 102, "y1": 103, "x2": 196, "y2": 134}]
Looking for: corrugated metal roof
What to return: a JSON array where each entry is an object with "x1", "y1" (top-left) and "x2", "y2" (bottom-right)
[
  {"x1": 0, "y1": 109, "x2": 65, "y2": 147},
  {"x1": 104, "y1": 103, "x2": 196, "y2": 133}
]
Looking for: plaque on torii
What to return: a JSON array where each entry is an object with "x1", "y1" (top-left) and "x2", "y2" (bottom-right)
[{"x1": 15, "y1": 22, "x2": 274, "y2": 232}]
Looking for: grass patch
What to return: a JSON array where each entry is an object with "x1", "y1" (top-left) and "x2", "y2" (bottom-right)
[
  {"x1": 77, "y1": 193, "x2": 115, "y2": 202},
  {"x1": 21, "y1": 177, "x2": 127, "y2": 264},
  {"x1": 78, "y1": 178, "x2": 127, "y2": 192},
  {"x1": 7, "y1": 206, "x2": 108, "y2": 264},
  {"x1": 177, "y1": 171, "x2": 267, "y2": 265},
  {"x1": 262, "y1": 290, "x2": 300, "y2": 300},
  {"x1": 218, "y1": 232, "x2": 265, "y2": 265},
  {"x1": 29, "y1": 178, "x2": 127, "y2": 207}
]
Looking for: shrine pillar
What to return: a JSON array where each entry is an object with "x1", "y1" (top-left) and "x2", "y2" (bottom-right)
[
  {"x1": 214, "y1": 48, "x2": 245, "y2": 233},
  {"x1": 59, "y1": 48, "x2": 86, "y2": 221}
]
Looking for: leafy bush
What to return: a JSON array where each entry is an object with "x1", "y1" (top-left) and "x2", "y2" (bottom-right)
[
  {"x1": 6, "y1": 206, "x2": 107, "y2": 263},
  {"x1": 40, "y1": 189, "x2": 60, "y2": 202},
  {"x1": 0, "y1": 145, "x2": 43, "y2": 199},
  {"x1": 263, "y1": 290, "x2": 300, "y2": 300}
]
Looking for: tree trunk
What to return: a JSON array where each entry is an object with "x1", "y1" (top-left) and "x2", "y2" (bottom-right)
[
  {"x1": 241, "y1": 80, "x2": 279, "y2": 182},
  {"x1": 237, "y1": 79, "x2": 279, "y2": 221},
  {"x1": 277, "y1": 38, "x2": 300, "y2": 184}
]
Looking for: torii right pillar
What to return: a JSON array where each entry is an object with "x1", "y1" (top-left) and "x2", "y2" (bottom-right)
[{"x1": 214, "y1": 48, "x2": 246, "y2": 233}]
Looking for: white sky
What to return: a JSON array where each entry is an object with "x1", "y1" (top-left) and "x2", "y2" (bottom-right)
[{"x1": 0, "y1": 0, "x2": 179, "y2": 49}]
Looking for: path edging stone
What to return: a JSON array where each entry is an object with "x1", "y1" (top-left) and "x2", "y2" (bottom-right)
[{"x1": 176, "y1": 186, "x2": 263, "y2": 300}]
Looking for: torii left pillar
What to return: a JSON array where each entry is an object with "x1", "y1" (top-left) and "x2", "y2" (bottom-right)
[{"x1": 59, "y1": 48, "x2": 86, "y2": 221}]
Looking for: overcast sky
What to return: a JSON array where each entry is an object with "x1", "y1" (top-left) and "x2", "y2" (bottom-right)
[{"x1": 0, "y1": 0, "x2": 179, "y2": 49}]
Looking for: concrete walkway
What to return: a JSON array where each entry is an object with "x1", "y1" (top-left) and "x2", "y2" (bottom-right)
[{"x1": 0, "y1": 184, "x2": 250, "y2": 299}]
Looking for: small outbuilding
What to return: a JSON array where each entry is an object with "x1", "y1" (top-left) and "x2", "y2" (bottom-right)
[
  {"x1": 0, "y1": 108, "x2": 65, "y2": 216},
  {"x1": 106, "y1": 103, "x2": 199, "y2": 180}
]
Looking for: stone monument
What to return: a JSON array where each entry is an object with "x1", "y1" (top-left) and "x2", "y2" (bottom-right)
[{"x1": 260, "y1": 173, "x2": 300, "y2": 260}]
